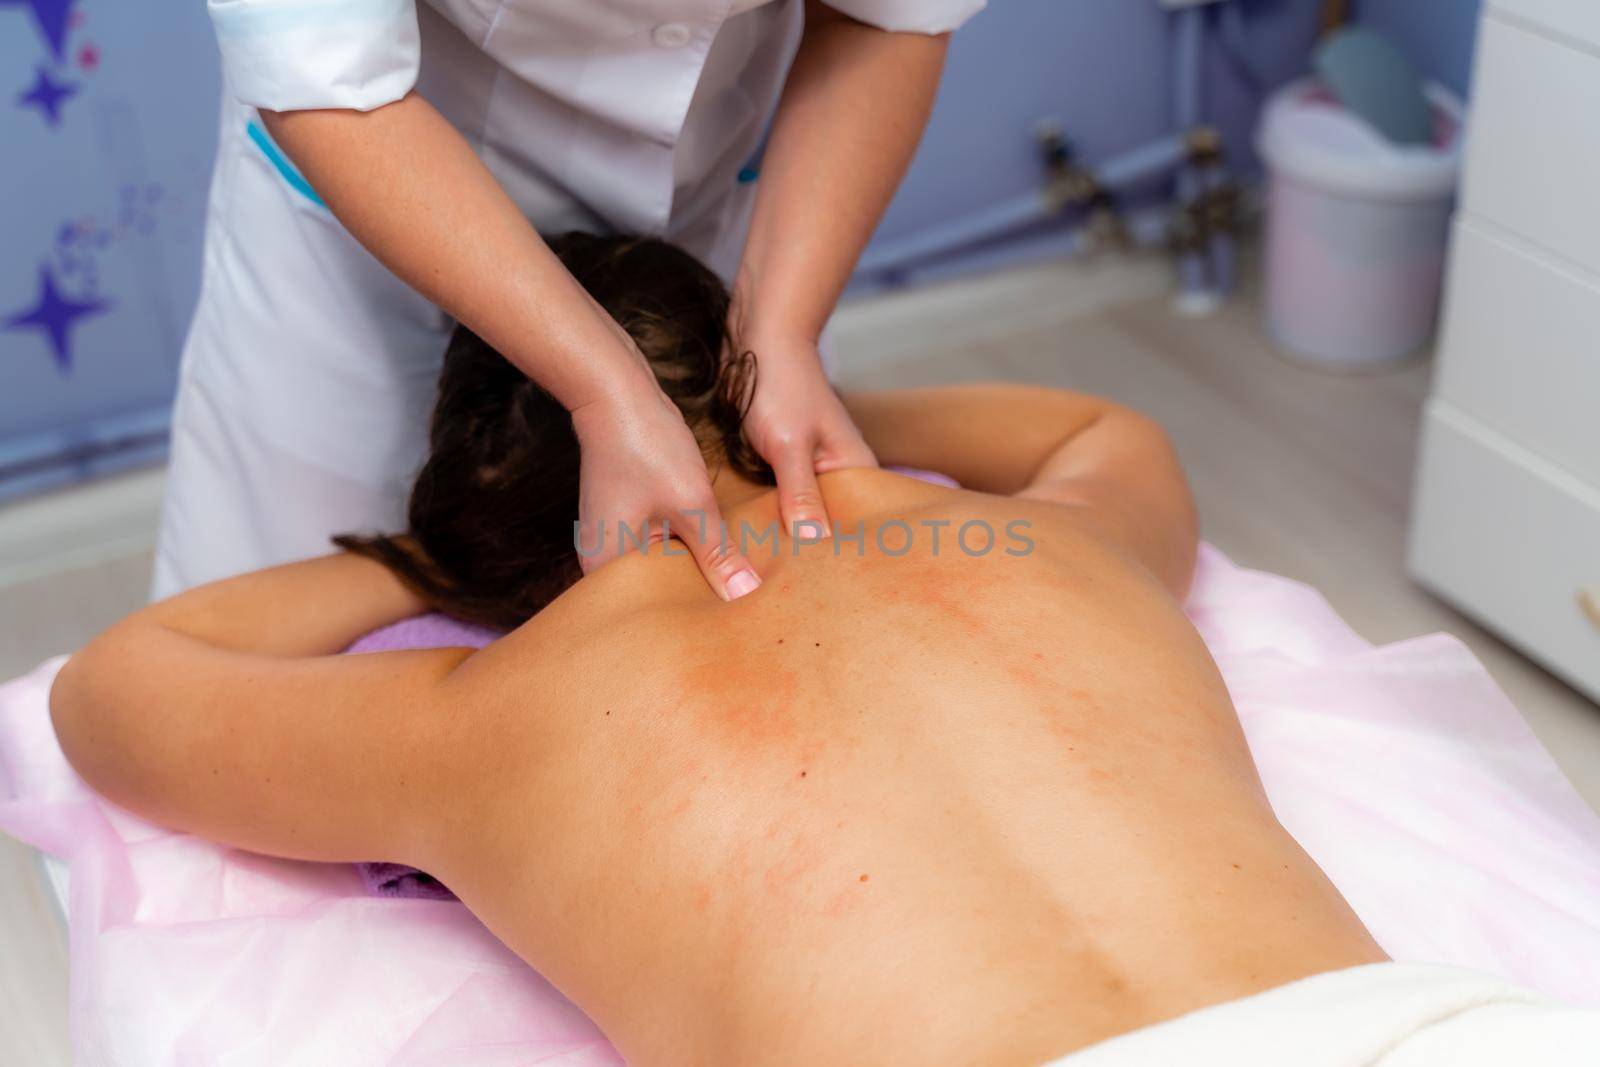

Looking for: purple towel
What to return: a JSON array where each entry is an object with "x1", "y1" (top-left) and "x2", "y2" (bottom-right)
[
  {"x1": 356, "y1": 862, "x2": 460, "y2": 900},
  {"x1": 344, "y1": 612, "x2": 502, "y2": 657},
  {"x1": 343, "y1": 467, "x2": 958, "y2": 899}
]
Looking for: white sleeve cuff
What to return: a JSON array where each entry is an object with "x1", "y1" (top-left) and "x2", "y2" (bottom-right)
[
  {"x1": 208, "y1": 0, "x2": 420, "y2": 112},
  {"x1": 821, "y1": 0, "x2": 986, "y2": 34}
]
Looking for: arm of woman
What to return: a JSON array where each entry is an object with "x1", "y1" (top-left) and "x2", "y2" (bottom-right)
[
  {"x1": 844, "y1": 384, "x2": 1199, "y2": 598},
  {"x1": 731, "y1": 2, "x2": 951, "y2": 533},
  {"x1": 49, "y1": 553, "x2": 472, "y2": 868},
  {"x1": 261, "y1": 95, "x2": 761, "y2": 600}
]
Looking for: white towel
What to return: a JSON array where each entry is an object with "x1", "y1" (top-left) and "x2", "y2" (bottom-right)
[{"x1": 1048, "y1": 963, "x2": 1600, "y2": 1067}]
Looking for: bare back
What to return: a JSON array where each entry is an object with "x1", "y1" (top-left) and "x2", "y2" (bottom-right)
[{"x1": 426, "y1": 469, "x2": 1384, "y2": 1067}]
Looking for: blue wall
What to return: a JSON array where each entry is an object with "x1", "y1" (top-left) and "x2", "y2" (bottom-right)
[
  {"x1": 3, "y1": 0, "x2": 1404, "y2": 499},
  {"x1": 0, "y1": 0, "x2": 218, "y2": 496},
  {"x1": 871, "y1": 0, "x2": 1327, "y2": 247},
  {"x1": 1354, "y1": 0, "x2": 1484, "y2": 96}
]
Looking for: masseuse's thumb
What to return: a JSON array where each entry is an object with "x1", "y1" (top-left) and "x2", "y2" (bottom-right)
[{"x1": 676, "y1": 500, "x2": 762, "y2": 602}]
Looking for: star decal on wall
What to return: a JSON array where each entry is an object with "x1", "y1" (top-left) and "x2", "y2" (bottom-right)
[
  {"x1": 16, "y1": 64, "x2": 77, "y2": 127},
  {"x1": 0, "y1": 0, "x2": 79, "y2": 60},
  {"x1": 4, "y1": 264, "x2": 111, "y2": 374}
]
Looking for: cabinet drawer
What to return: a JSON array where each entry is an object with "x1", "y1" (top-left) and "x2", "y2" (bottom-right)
[
  {"x1": 1462, "y1": 15, "x2": 1600, "y2": 277},
  {"x1": 1409, "y1": 401, "x2": 1600, "y2": 704},
  {"x1": 1489, "y1": 0, "x2": 1600, "y2": 52},
  {"x1": 1435, "y1": 218, "x2": 1600, "y2": 487}
]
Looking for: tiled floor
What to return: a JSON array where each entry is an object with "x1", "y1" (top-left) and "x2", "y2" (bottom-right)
[{"x1": 2, "y1": 249, "x2": 1596, "y2": 1063}]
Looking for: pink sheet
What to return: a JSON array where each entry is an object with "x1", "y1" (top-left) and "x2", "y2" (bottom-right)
[{"x1": 3, "y1": 544, "x2": 1599, "y2": 1065}]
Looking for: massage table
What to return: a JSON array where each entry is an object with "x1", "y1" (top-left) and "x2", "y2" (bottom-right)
[{"x1": 3, "y1": 544, "x2": 1599, "y2": 1064}]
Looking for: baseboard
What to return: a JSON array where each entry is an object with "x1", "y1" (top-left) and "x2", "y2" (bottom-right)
[{"x1": 0, "y1": 465, "x2": 166, "y2": 589}]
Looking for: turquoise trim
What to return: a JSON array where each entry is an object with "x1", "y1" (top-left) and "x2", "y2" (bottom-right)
[{"x1": 245, "y1": 119, "x2": 326, "y2": 208}]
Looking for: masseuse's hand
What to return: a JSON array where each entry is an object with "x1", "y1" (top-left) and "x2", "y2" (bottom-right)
[
  {"x1": 571, "y1": 378, "x2": 763, "y2": 601},
  {"x1": 741, "y1": 334, "x2": 878, "y2": 538}
]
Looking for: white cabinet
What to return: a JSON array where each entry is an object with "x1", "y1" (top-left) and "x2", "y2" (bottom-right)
[
  {"x1": 1433, "y1": 220, "x2": 1600, "y2": 487},
  {"x1": 1409, "y1": 5, "x2": 1600, "y2": 703},
  {"x1": 1488, "y1": 0, "x2": 1600, "y2": 51},
  {"x1": 1459, "y1": 17, "x2": 1600, "y2": 277},
  {"x1": 1411, "y1": 405, "x2": 1600, "y2": 701}
]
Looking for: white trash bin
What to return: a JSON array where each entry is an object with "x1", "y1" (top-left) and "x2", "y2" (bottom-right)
[{"x1": 1257, "y1": 78, "x2": 1465, "y2": 369}]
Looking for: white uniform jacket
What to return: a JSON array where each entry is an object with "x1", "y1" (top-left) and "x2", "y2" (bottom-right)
[{"x1": 154, "y1": 0, "x2": 983, "y2": 595}]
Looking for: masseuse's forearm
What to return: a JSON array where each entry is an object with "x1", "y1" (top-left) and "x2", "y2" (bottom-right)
[
  {"x1": 261, "y1": 95, "x2": 652, "y2": 410},
  {"x1": 732, "y1": 3, "x2": 948, "y2": 339}
]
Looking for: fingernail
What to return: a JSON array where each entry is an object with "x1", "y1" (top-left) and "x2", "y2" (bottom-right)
[
  {"x1": 726, "y1": 568, "x2": 762, "y2": 600},
  {"x1": 795, "y1": 519, "x2": 831, "y2": 542}
]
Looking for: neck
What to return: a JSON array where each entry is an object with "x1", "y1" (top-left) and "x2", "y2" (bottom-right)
[{"x1": 710, "y1": 466, "x2": 775, "y2": 515}]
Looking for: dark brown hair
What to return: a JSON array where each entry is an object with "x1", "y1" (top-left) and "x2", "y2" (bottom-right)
[{"x1": 335, "y1": 233, "x2": 773, "y2": 630}]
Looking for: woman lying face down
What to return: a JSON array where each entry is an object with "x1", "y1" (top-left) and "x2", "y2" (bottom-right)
[{"x1": 52, "y1": 235, "x2": 1395, "y2": 1066}]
